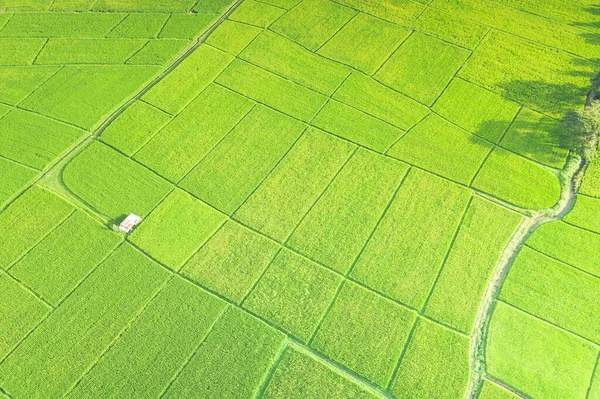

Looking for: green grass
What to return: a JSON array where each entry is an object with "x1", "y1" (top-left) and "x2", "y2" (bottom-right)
[
  {"x1": 108, "y1": 13, "x2": 169, "y2": 38},
  {"x1": 580, "y1": 161, "x2": 600, "y2": 198},
  {"x1": 312, "y1": 100, "x2": 404, "y2": 152},
  {"x1": 10, "y1": 211, "x2": 122, "y2": 306},
  {"x1": 0, "y1": 274, "x2": 50, "y2": 360},
  {"x1": 411, "y1": 7, "x2": 488, "y2": 49},
  {"x1": 270, "y1": 0, "x2": 356, "y2": 51},
  {"x1": 0, "y1": 66, "x2": 60, "y2": 105},
  {"x1": 501, "y1": 245, "x2": 600, "y2": 343},
  {"x1": 35, "y1": 38, "x2": 146, "y2": 65},
  {"x1": 0, "y1": 243, "x2": 170, "y2": 399},
  {"x1": 318, "y1": 13, "x2": 410, "y2": 75},
  {"x1": 288, "y1": 148, "x2": 408, "y2": 274},
  {"x1": 333, "y1": 72, "x2": 430, "y2": 130},
  {"x1": 0, "y1": 12, "x2": 124, "y2": 37},
  {"x1": 0, "y1": 38, "x2": 46, "y2": 65},
  {"x1": 472, "y1": 148, "x2": 561, "y2": 210},
  {"x1": 432, "y1": 78, "x2": 520, "y2": 143},
  {"x1": 388, "y1": 114, "x2": 493, "y2": 184},
  {"x1": 244, "y1": 249, "x2": 342, "y2": 341},
  {"x1": 375, "y1": 32, "x2": 469, "y2": 105},
  {"x1": 180, "y1": 221, "x2": 280, "y2": 303},
  {"x1": 390, "y1": 318, "x2": 470, "y2": 398},
  {"x1": 487, "y1": 301, "x2": 599, "y2": 399},
  {"x1": 335, "y1": 0, "x2": 425, "y2": 25},
  {"x1": 311, "y1": 282, "x2": 416, "y2": 387},
  {"x1": 63, "y1": 142, "x2": 172, "y2": 220},
  {"x1": 228, "y1": 0, "x2": 285, "y2": 28},
  {"x1": 0, "y1": 186, "x2": 74, "y2": 269},
  {"x1": 205, "y1": 20, "x2": 262, "y2": 56},
  {"x1": 478, "y1": 380, "x2": 520, "y2": 399},
  {"x1": 67, "y1": 276, "x2": 227, "y2": 399},
  {"x1": 158, "y1": 13, "x2": 218, "y2": 39},
  {"x1": 216, "y1": 59, "x2": 328, "y2": 122},
  {"x1": 125, "y1": 39, "x2": 190, "y2": 65},
  {"x1": 563, "y1": 195, "x2": 600, "y2": 234},
  {"x1": 129, "y1": 189, "x2": 226, "y2": 269},
  {"x1": 235, "y1": 127, "x2": 355, "y2": 242},
  {"x1": 162, "y1": 307, "x2": 286, "y2": 398},
  {"x1": 425, "y1": 196, "x2": 523, "y2": 333},
  {"x1": 351, "y1": 168, "x2": 471, "y2": 308},
  {"x1": 0, "y1": 158, "x2": 39, "y2": 207},
  {"x1": 180, "y1": 105, "x2": 305, "y2": 214},
  {"x1": 135, "y1": 83, "x2": 254, "y2": 181}
]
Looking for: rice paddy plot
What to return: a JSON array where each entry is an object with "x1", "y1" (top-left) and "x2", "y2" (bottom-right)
[
  {"x1": 334, "y1": 0, "x2": 425, "y2": 25},
  {"x1": 205, "y1": 20, "x2": 262, "y2": 56},
  {"x1": 125, "y1": 39, "x2": 191, "y2": 66},
  {"x1": 563, "y1": 195, "x2": 600, "y2": 234},
  {"x1": 228, "y1": 0, "x2": 286, "y2": 28},
  {"x1": 0, "y1": 12, "x2": 125, "y2": 37},
  {"x1": 93, "y1": 0, "x2": 195, "y2": 12},
  {"x1": 411, "y1": 7, "x2": 488, "y2": 50},
  {"x1": 0, "y1": 158, "x2": 39, "y2": 208},
  {"x1": 108, "y1": 13, "x2": 169, "y2": 38},
  {"x1": 0, "y1": 66, "x2": 60, "y2": 105},
  {"x1": 50, "y1": 0, "x2": 97, "y2": 11},
  {"x1": 35, "y1": 38, "x2": 147, "y2": 65},
  {"x1": 194, "y1": 0, "x2": 236, "y2": 13},
  {"x1": 0, "y1": 38, "x2": 46, "y2": 65},
  {"x1": 158, "y1": 13, "x2": 218, "y2": 39},
  {"x1": 478, "y1": 380, "x2": 520, "y2": 399},
  {"x1": 580, "y1": 160, "x2": 600, "y2": 198}
]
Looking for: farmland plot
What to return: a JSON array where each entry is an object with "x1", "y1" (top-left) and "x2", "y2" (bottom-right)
[
  {"x1": 564, "y1": 195, "x2": 600, "y2": 234},
  {"x1": 0, "y1": 158, "x2": 39, "y2": 207}
]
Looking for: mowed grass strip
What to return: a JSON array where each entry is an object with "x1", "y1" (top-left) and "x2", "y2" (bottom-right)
[
  {"x1": 63, "y1": 142, "x2": 172, "y2": 220},
  {"x1": 411, "y1": 7, "x2": 488, "y2": 49},
  {"x1": 388, "y1": 114, "x2": 493, "y2": 184},
  {"x1": 0, "y1": 243, "x2": 171, "y2": 399},
  {"x1": 10, "y1": 211, "x2": 122, "y2": 306},
  {"x1": 311, "y1": 282, "x2": 416, "y2": 387},
  {"x1": 180, "y1": 105, "x2": 305, "y2": 214},
  {"x1": 390, "y1": 318, "x2": 470, "y2": 398},
  {"x1": 205, "y1": 20, "x2": 262, "y2": 56},
  {"x1": 351, "y1": 169, "x2": 471, "y2": 308},
  {"x1": 0, "y1": 12, "x2": 124, "y2": 37},
  {"x1": 142, "y1": 44, "x2": 233, "y2": 115},
  {"x1": 180, "y1": 221, "x2": 280, "y2": 304},
  {"x1": 215, "y1": 59, "x2": 328, "y2": 122},
  {"x1": 501, "y1": 245, "x2": 600, "y2": 343},
  {"x1": 312, "y1": 100, "x2": 404, "y2": 152},
  {"x1": 67, "y1": 276, "x2": 227, "y2": 399},
  {"x1": 318, "y1": 13, "x2": 410, "y2": 75},
  {"x1": 263, "y1": 348, "x2": 379, "y2": 399},
  {"x1": 35, "y1": 38, "x2": 147, "y2": 65},
  {"x1": 333, "y1": 72, "x2": 429, "y2": 130},
  {"x1": 375, "y1": 32, "x2": 469, "y2": 105},
  {"x1": 472, "y1": 148, "x2": 561, "y2": 210},
  {"x1": 162, "y1": 307, "x2": 287, "y2": 399},
  {"x1": 0, "y1": 186, "x2": 74, "y2": 269},
  {"x1": 0, "y1": 275, "x2": 50, "y2": 360},
  {"x1": 108, "y1": 13, "x2": 169, "y2": 38},
  {"x1": 270, "y1": 0, "x2": 356, "y2": 51},
  {"x1": 0, "y1": 38, "x2": 46, "y2": 65},
  {"x1": 239, "y1": 30, "x2": 350, "y2": 96},
  {"x1": 487, "y1": 302, "x2": 599, "y2": 399},
  {"x1": 125, "y1": 39, "x2": 191, "y2": 66},
  {"x1": 0, "y1": 66, "x2": 60, "y2": 105},
  {"x1": 228, "y1": 0, "x2": 285, "y2": 28},
  {"x1": 0, "y1": 158, "x2": 39, "y2": 207},
  {"x1": 580, "y1": 160, "x2": 600, "y2": 198},
  {"x1": 288, "y1": 149, "x2": 408, "y2": 274},
  {"x1": 135, "y1": 84, "x2": 254, "y2": 181},
  {"x1": 564, "y1": 195, "x2": 600, "y2": 234},
  {"x1": 425, "y1": 196, "x2": 523, "y2": 333},
  {"x1": 235, "y1": 128, "x2": 355, "y2": 242},
  {"x1": 129, "y1": 190, "x2": 226, "y2": 270},
  {"x1": 432, "y1": 78, "x2": 520, "y2": 143}
]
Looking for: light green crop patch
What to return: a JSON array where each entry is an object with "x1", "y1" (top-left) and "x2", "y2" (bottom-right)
[
  {"x1": 244, "y1": 249, "x2": 342, "y2": 341},
  {"x1": 391, "y1": 319, "x2": 470, "y2": 398},
  {"x1": 0, "y1": 244, "x2": 171, "y2": 399},
  {"x1": 0, "y1": 275, "x2": 50, "y2": 361},
  {"x1": 0, "y1": 109, "x2": 86, "y2": 170},
  {"x1": 0, "y1": 66, "x2": 60, "y2": 105},
  {"x1": 206, "y1": 20, "x2": 262, "y2": 56},
  {"x1": 411, "y1": 7, "x2": 488, "y2": 49},
  {"x1": 180, "y1": 221, "x2": 280, "y2": 304},
  {"x1": 63, "y1": 142, "x2": 172, "y2": 220},
  {"x1": 50, "y1": 0, "x2": 96, "y2": 11},
  {"x1": 501, "y1": 245, "x2": 600, "y2": 343},
  {"x1": 318, "y1": 13, "x2": 410, "y2": 75},
  {"x1": 229, "y1": 0, "x2": 285, "y2": 28},
  {"x1": 162, "y1": 307, "x2": 286, "y2": 398},
  {"x1": 142, "y1": 44, "x2": 233, "y2": 115},
  {"x1": 36, "y1": 38, "x2": 147, "y2": 65},
  {"x1": 432, "y1": 78, "x2": 520, "y2": 143},
  {"x1": 334, "y1": 0, "x2": 425, "y2": 25},
  {"x1": 333, "y1": 72, "x2": 429, "y2": 130},
  {"x1": 487, "y1": 302, "x2": 599, "y2": 399},
  {"x1": 425, "y1": 196, "x2": 523, "y2": 333},
  {"x1": 501, "y1": 108, "x2": 569, "y2": 169},
  {"x1": 240, "y1": 30, "x2": 350, "y2": 96},
  {"x1": 235, "y1": 128, "x2": 355, "y2": 242},
  {"x1": 564, "y1": 195, "x2": 600, "y2": 234},
  {"x1": 478, "y1": 380, "x2": 520, "y2": 399},
  {"x1": 216, "y1": 59, "x2": 328, "y2": 122},
  {"x1": 0, "y1": 186, "x2": 74, "y2": 269},
  {"x1": 472, "y1": 148, "x2": 561, "y2": 210},
  {"x1": 0, "y1": 38, "x2": 46, "y2": 65},
  {"x1": 194, "y1": 0, "x2": 236, "y2": 13},
  {"x1": 590, "y1": 368, "x2": 600, "y2": 399},
  {"x1": 313, "y1": 100, "x2": 404, "y2": 152},
  {"x1": 0, "y1": 158, "x2": 39, "y2": 207},
  {"x1": 527, "y1": 221, "x2": 600, "y2": 277},
  {"x1": 159, "y1": 13, "x2": 218, "y2": 39},
  {"x1": 376, "y1": 32, "x2": 469, "y2": 105},
  {"x1": 289, "y1": 148, "x2": 408, "y2": 274},
  {"x1": 263, "y1": 348, "x2": 379, "y2": 399},
  {"x1": 126, "y1": 39, "x2": 190, "y2": 65},
  {"x1": 351, "y1": 169, "x2": 471, "y2": 309},
  {"x1": 135, "y1": 84, "x2": 254, "y2": 181},
  {"x1": 68, "y1": 276, "x2": 227, "y2": 399},
  {"x1": 180, "y1": 105, "x2": 305, "y2": 214},
  {"x1": 259, "y1": 0, "x2": 300, "y2": 8},
  {"x1": 130, "y1": 190, "x2": 226, "y2": 270},
  {"x1": 108, "y1": 13, "x2": 169, "y2": 38},
  {"x1": 101, "y1": 100, "x2": 172, "y2": 156},
  {"x1": 0, "y1": 12, "x2": 125, "y2": 37},
  {"x1": 10, "y1": 211, "x2": 122, "y2": 306},
  {"x1": 311, "y1": 282, "x2": 416, "y2": 387},
  {"x1": 21, "y1": 65, "x2": 160, "y2": 130},
  {"x1": 580, "y1": 161, "x2": 600, "y2": 198},
  {"x1": 271, "y1": 0, "x2": 356, "y2": 51},
  {"x1": 93, "y1": 0, "x2": 195, "y2": 12},
  {"x1": 388, "y1": 114, "x2": 493, "y2": 184}
]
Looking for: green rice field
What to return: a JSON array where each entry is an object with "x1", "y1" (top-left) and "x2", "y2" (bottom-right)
[{"x1": 0, "y1": 0, "x2": 598, "y2": 398}]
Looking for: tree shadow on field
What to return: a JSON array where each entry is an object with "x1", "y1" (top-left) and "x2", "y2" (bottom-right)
[{"x1": 570, "y1": 5, "x2": 600, "y2": 48}]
